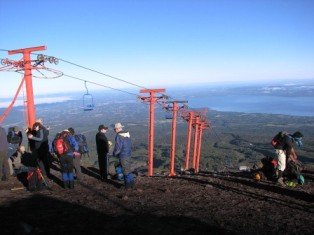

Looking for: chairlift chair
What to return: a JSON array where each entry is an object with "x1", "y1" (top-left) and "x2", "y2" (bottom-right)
[
  {"x1": 82, "y1": 81, "x2": 94, "y2": 111},
  {"x1": 83, "y1": 93, "x2": 94, "y2": 111}
]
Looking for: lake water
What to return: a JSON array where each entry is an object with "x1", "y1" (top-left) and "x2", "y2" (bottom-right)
[{"x1": 188, "y1": 95, "x2": 314, "y2": 117}]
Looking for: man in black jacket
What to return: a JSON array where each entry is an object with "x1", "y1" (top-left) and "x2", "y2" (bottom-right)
[{"x1": 96, "y1": 125, "x2": 109, "y2": 181}]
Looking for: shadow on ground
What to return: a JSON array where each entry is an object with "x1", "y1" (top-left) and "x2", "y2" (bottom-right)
[{"x1": 0, "y1": 195, "x2": 230, "y2": 235}]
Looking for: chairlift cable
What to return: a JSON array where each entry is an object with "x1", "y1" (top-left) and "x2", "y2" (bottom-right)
[
  {"x1": 29, "y1": 52, "x2": 173, "y2": 98},
  {"x1": 40, "y1": 55, "x2": 147, "y2": 90},
  {"x1": 62, "y1": 73, "x2": 139, "y2": 97}
]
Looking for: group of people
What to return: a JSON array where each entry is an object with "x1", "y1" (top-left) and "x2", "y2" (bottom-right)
[
  {"x1": 96, "y1": 122, "x2": 135, "y2": 189},
  {"x1": 1, "y1": 119, "x2": 305, "y2": 190},
  {"x1": 0, "y1": 119, "x2": 136, "y2": 190}
]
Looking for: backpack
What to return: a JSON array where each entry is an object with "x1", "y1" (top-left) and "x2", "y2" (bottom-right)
[
  {"x1": 54, "y1": 135, "x2": 71, "y2": 156},
  {"x1": 27, "y1": 168, "x2": 44, "y2": 192},
  {"x1": 7, "y1": 127, "x2": 22, "y2": 145},
  {"x1": 74, "y1": 134, "x2": 89, "y2": 154},
  {"x1": 261, "y1": 156, "x2": 278, "y2": 180},
  {"x1": 114, "y1": 162, "x2": 124, "y2": 181}
]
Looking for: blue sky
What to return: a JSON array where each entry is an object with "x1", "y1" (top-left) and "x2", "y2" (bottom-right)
[{"x1": 0, "y1": 0, "x2": 314, "y2": 97}]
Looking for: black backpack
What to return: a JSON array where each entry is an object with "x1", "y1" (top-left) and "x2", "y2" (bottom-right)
[{"x1": 74, "y1": 134, "x2": 89, "y2": 154}]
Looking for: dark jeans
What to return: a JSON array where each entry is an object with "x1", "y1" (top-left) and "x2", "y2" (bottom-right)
[
  {"x1": 60, "y1": 154, "x2": 74, "y2": 173},
  {"x1": 38, "y1": 141, "x2": 51, "y2": 177},
  {"x1": 31, "y1": 149, "x2": 46, "y2": 176},
  {"x1": 98, "y1": 153, "x2": 108, "y2": 179}
]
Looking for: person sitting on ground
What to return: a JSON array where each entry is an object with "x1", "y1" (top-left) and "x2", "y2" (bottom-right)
[{"x1": 8, "y1": 146, "x2": 24, "y2": 176}]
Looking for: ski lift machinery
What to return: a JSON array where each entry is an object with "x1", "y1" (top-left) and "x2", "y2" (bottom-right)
[{"x1": 83, "y1": 81, "x2": 94, "y2": 111}]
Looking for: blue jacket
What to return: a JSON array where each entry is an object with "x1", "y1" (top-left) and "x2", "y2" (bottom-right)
[
  {"x1": 67, "y1": 135, "x2": 79, "y2": 155},
  {"x1": 113, "y1": 131, "x2": 132, "y2": 159}
]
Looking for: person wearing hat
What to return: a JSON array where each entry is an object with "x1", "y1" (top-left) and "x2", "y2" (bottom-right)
[
  {"x1": 96, "y1": 125, "x2": 110, "y2": 181},
  {"x1": 112, "y1": 123, "x2": 135, "y2": 189}
]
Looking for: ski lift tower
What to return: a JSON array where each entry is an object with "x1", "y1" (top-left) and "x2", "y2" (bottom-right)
[
  {"x1": 164, "y1": 100, "x2": 188, "y2": 177},
  {"x1": 8, "y1": 46, "x2": 46, "y2": 127},
  {"x1": 195, "y1": 120, "x2": 210, "y2": 173},
  {"x1": 139, "y1": 88, "x2": 166, "y2": 176}
]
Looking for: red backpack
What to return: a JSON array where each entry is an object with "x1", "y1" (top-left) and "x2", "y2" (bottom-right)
[{"x1": 55, "y1": 136, "x2": 70, "y2": 156}]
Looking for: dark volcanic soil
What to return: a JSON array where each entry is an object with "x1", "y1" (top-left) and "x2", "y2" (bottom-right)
[{"x1": 0, "y1": 162, "x2": 313, "y2": 235}]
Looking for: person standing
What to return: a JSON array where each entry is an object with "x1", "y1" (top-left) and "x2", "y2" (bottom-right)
[
  {"x1": 27, "y1": 122, "x2": 47, "y2": 177},
  {"x1": 0, "y1": 126, "x2": 9, "y2": 181},
  {"x1": 57, "y1": 130, "x2": 75, "y2": 189},
  {"x1": 96, "y1": 125, "x2": 109, "y2": 181},
  {"x1": 112, "y1": 123, "x2": 135, "y2": 189},
  {"x1": 67, "y1": 127, "x2": 82, "y2": 180},
  {"x1": 36, "y1": 118, "x2": 51, "y2": 178},
  {"x1": 66, "y1": 127, "x2": 81, "y2": 181}
]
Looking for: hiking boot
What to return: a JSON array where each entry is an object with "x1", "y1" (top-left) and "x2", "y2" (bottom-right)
[{"x1": 276, "y1": 177, "x2": 285, "y2": 186}]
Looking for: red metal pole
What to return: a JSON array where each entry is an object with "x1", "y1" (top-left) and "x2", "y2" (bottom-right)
[
  {"x1": 184, "y1": 112, "x2": 194, "y2": 170},
  {"x1": 23, "y1": 52, "x2": 36, "y2": 127},
  {"x1": 8, "y1": 46, "x2": 46, "y2": 127},
  {"x1": 192, "y1": 116, "x2": 200, "y2": 170},
  {"x1": 169, "y1": 102, "x2": 178, "y2": 176},
  {"x1": 148, "y1": 94, "x2": 155, "y2": 177},
  {"x1": 0, "y1": 78, "x2": 25, "y2": 124},
  {"x1": 195, "y1": 123, "x2": 204, "y2": 173},
  {"x1": 140, "y1": 89, "x2": 165, "y2": 176}
]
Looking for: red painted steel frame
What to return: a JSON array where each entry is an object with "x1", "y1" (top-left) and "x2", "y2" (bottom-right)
[
  {"x1": 195, "y1": 122, "x2": 204, "y2": 173},
  {"x1": 192, "y1": 116, "x2": 200, "y2": 170},
  {"x1": 184, "y1": 111, "x2": 194, "y2": 170},
  {"x1": 140, "y1": 89, "x2": 165, "y2": 176},
  {"x1": 169, "y1": 102, "x2": 179, "y2": 176},
  {"x1": 0, "y1": 77, "x2": 25, "y2": 123},
  {"x1": 8, "y1": 46, "x2": 46, "y2": 127}
]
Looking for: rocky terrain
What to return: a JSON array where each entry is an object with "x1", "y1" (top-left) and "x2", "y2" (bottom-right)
[{"x1": 0, "y1": 160, "x2": 313, "y2": 235}]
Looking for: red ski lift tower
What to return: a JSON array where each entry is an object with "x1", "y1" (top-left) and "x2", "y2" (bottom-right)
[
  {"x1": 139, "y1": 89, "x2": 166, "y2": 176},
  {"x1": 8, "y1": 46, "x2": 46, "y2": 127},
  {"x1": 180, "y1": 110, "x2": 195, "y2": 170},
  {"x1": 0, "y1": 46, "x2": 61, "y2": 127},
  {"x1": 195, "y1": 120, "x2": 210, "y2": 173},
  {"x1": 181, "y1": 108, "x2": 209, "y2": 172},
  {"x1": 164, "y1": 100, "x2": 188, "y2": 177}
]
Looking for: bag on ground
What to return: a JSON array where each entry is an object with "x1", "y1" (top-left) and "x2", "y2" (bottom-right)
[{"x1": 27, "y1": 168, "x2": 44, "y2": 192}]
